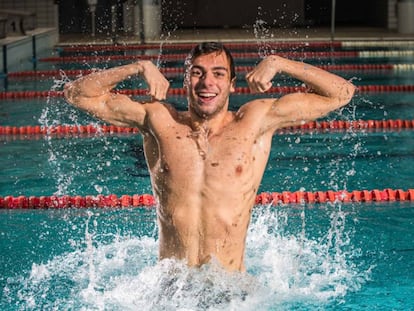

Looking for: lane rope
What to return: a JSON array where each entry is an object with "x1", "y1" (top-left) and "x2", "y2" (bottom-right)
[
  {"x1": 39, "y1": 51, "x2": 361, "y2": 63},
  {"x1": 341, "y1": 40, "x2": 414, "y2": 48},
  {"x1": 39, "y1": 50, "x2": 414, "y2": 63},
  {"x1": 7, "y1": 63, "x2": 414, "y2": 79},
  {"x1": 1, "y1": 120, "x2": 413, "y2": 139},
  {"x1": 1, "y1": 189, "x2": 413, "y2": 209},
  {"x1": 1, "y1": 84, "x2": 414, "y2": 100},
  {"x1": 55, "y1": 40, "x2": 414, "y2": 52},
  {"x1": 57, "y1": 41, "x2": 343, "y2": 52}
]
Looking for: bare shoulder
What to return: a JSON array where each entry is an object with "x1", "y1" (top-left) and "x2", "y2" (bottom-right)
[
  {"x1": 236, "y1": 97, "x2": 278, "y2": 118},
  {"x1": 230, "y1": 98, "x2": 279, "y2": 135},
  {"x1": 235, "y1": 96, "x2": 313, "y2": 134},
  {"x1": 145, "y1": 101, "x2": 179, "y2": 118},
  {"x1": 144, "y1": 101, "x2": 185, "y2": 128}
]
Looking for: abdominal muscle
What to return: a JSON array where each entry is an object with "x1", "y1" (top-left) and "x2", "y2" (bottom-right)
[
  {"x1": 150, "y1": 143, "x2": 260, "y2": 272},
  {"x1": 156, "y1": 185, "x2": 255, "y2": 272}
]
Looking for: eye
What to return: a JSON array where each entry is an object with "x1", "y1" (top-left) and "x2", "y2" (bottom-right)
[
  {"x1": 190, "y1": 68, "x2": 203, "y2": 77},
  {"x1": 213, "y1": 71, "x2": 226, "y2": 78}
]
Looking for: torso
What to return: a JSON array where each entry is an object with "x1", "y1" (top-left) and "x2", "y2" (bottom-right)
[{"x1": 141, "y1": 101, "x2": 274, "y2": 271}]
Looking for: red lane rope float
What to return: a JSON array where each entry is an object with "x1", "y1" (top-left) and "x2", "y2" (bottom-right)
[
  {"x1": 39, "y1": 51, "x2": 361, "y2": 63},
  {"x1": 0, "y1": 124, "x2": 140, "y2": 136},
  {"x1": 1, "y1": 85, "x2": 414, "y2": 100},
  {"x1": 1, "y1": 120, "x2": 413, "y2": 139},
  {"x1": 56, "y1": 40, "x2": 414, "y2": 53},
  {"x1": 0, "y1": 90, "x2": 64, "y2": 99},
  {"x1": 39, "y1": 50, "x2": 414, "y2": 63},
  {"x1": 57, "y1": 41, "x2": 343, "y2": 52},
  {"x1": 1, "y1": 189, "x2": 413, "y2": 209},
  {"x1": 55, "y1": 40, "x2": 414, "y2": 52},
  {"x1": 8, "y1": 63, "x2": 414, "y2": 79}
]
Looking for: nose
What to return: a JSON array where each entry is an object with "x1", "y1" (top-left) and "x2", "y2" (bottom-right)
[{"x1": 200, "y1": 71, "x2": 214, "y2": 86}]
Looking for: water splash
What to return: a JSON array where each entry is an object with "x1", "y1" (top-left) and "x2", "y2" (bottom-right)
[
  {"x1": 246, "y1": 203, "x2": 368, "y2": 309},
  {"x1": 38, "y1": 71, "x2": 133, "y2": 196},
  {"x1": 38, "y1": 71, "x2": 76, "y2": 195},
  {"x1": 253, "y1": 8, "x2": 273, "y2": 58},
  {"x1": 2, "y1": 204, "x2": 370, "y2": 310}
]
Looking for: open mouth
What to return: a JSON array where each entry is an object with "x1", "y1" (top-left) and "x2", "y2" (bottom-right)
[{"x1": 197, "y1": 92, "x2": 217, "y2": 103}]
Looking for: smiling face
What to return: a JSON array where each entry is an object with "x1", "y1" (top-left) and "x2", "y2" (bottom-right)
[{"x1": 185, "y1": 51, "x2": 236, "y2": 120}]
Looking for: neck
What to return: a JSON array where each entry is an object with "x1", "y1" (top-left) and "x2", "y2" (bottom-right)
[{"x1": 189, "y1": 108, "x2": 231, "y2": 137}]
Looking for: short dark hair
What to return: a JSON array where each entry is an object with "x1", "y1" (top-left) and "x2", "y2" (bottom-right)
[{"x1": 184, "y1": 42, "x2": 236, "y2": 81}]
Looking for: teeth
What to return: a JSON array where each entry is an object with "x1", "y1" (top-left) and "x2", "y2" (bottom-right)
[{"x1": 199, "y1": 92, "x2": 216, "y2": 98}]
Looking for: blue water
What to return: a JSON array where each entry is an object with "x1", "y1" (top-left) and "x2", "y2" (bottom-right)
[
  {"x1": 1, "y1": 42, "x2": 414, "y2": 310},
  {"x1": 1, "y1": 202, "x2": 413, "y2": 310},
  {"x1": 1, "y1": 130, "x2": 413, "y2": 197}
]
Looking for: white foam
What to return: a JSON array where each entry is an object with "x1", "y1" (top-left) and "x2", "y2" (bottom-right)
[{"x1": 5, "y1": 205, "x2": 370, "y2": 310}]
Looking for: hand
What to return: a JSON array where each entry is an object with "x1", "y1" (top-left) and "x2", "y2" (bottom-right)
[
  {"x1": 245, "y1": 56, "x2": 279, "y2": 93},
  {"x1": 139, "y1": 61, "x2": 170, "y2": 100}
]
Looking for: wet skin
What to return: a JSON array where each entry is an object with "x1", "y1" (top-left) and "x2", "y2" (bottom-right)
[{"x1": 64, "y1": 48, "x2": 355, "y2": 271}]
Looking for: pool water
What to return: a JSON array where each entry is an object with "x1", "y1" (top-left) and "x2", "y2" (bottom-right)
[
  {"x1": 1, "y1": 202, "x2": 413, "y2": 310},
  {"x1": 1, "y1": 41, "x2": 414, "y2": 310},
  {"x1": 1, "y1": 130, "x2": 413, "y2": 197}
]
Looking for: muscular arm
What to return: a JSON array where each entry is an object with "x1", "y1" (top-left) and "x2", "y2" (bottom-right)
[
  {"x1": 246, "y1": 55, "x2": 355, "y2": 131},
  {"x1": 64, "y1": 60, "x2": 170, "y2": 129}
]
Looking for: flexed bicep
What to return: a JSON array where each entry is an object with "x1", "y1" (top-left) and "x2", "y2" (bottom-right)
[
  {"x1": 247, "y1": 55, "x2": 354, "y2": 132},
  {"x1": 64, "y1": 60, "x2": 171, "y2": 130},
  {"x1": 263, "y1": 92, "x2": 343, "y2": 132},
  {"x1": 65, "y1": 85, "x2": 148, "y2": 128},
  {"x1": 96, "y1": 93, "x2": 148, "y2": 128}
]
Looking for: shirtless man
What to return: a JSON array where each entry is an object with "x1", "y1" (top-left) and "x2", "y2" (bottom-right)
[{"x1": 64, "y1": 42, "x2": 355, "y2": 272}]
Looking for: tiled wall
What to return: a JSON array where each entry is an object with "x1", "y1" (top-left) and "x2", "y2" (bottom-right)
[
  {"x1": 0, "y1": 0, "x2": 58, "y2": 28},
  {"x1": 388, "y1": 0, "x2": 398, "y2": 29}
]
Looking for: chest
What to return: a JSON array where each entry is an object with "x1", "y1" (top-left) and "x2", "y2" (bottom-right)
[
  {"x1": 169, "y1": 125, "x2": 254, "y2": 159},
  {"x1": 147, "y1": 124, "x2": 271, "y2": 179}
]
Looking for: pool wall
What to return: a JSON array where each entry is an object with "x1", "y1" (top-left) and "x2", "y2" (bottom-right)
[{"x1": 0, "y1": 28, "x2": 57, "y2": 74}]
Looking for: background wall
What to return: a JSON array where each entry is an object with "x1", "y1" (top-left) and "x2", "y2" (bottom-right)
[
  {"x1": 161, "y1": 0, "x2": 305, "y2": 30},
  {"x1": 58, "y1": 0, "x2": 126, "y2": 34},
  {"x1": 0, "y1": 0, "x2": 397, "y2": 35},
  {"x1": 162, "y1": 0, "x2": 390, "y2": 30},
  {"x1": 0, "y1": 0, "x2": 58, "y2": 28}
]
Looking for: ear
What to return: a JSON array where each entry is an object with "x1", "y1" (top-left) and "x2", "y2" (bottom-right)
[{"x1": 230, "y1": 77, "x2": 236, "y2": 93}]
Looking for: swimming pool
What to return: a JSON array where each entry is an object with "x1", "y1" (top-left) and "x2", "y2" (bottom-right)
[{"x1": 1, "y1": 41, "x2": 413, "y2": 310}]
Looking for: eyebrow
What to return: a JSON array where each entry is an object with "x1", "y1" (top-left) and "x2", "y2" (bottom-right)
[{"x1": 191, "y1": 65, "x2": 228, "y2": 72}]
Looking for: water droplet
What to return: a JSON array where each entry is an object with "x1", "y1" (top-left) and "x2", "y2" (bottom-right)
[{"x1": 94, "y1": 185, "x2": 103, "y2": 193}]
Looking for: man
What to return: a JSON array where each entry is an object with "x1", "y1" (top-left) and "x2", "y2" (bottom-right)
[{"x1": 64, "y1": 42, "x2": 355, "y2": 272}]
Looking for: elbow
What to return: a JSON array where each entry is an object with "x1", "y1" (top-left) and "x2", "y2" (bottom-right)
[
  {"x1": 63, "y1": 82, "x2": 79, "y2": 106},
  {"x1": 339, "y1": 81, "x2": 356, "y2": 107},
  {"x1": 346, "y1": 81, "x2": 356, "y2": 101},
  {"x1": 63, "y1": 82, "x2": 73, "y2": 102}
]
